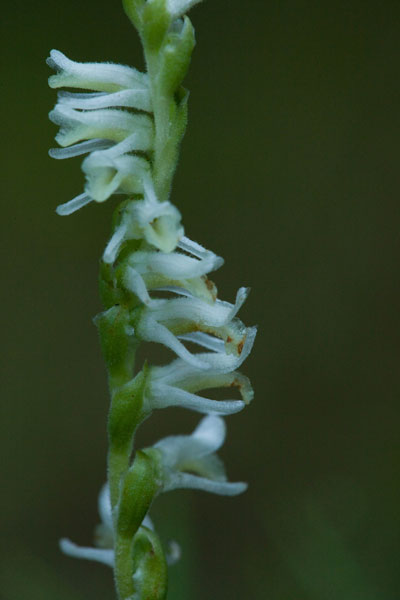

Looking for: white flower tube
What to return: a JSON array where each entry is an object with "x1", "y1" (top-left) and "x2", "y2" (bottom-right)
[{"x1": 153, "y1": 415, "x2": 247, "y2": 495}]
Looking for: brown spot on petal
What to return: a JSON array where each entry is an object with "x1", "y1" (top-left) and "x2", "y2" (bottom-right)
[
  {"x1": 205, "y1": 277, "x2": 214, "y2": 291},
  {"x1": 202, "y1": 276, "x2": 218, "y2": 301},
  {"x1": 229, "y1": 378, "x2": 242, "y2": 389}
]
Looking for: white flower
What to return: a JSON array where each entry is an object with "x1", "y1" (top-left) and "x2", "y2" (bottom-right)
[
  {"x1": 123, "y1": 235, "x2": 223, "y2": 304},
  {"x1": 60, "y1": 484, "x2": 153, "y2": 568},
  {"x1": 144, "y1": 338, "x2": 255, "y2": 415},
  {"x1": 103, "y1": 178, "x2": 183, "y2": 260},
  {"x1": 153, "y1": 415, "x2": 247, "y2": 495},
  {"x1": 135, "y1": 286, "x2": 253, "y2": 369}
]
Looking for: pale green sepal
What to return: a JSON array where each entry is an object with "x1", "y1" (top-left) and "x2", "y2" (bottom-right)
[
  {"x1": 158, "y1": 17, "x2": 195, "y2": 95},
  {"x1": 132, "y1": 527, "x2": 168, "y2": 600},
  {"x1": 94, "y1": 305, "x2": 138, "y2": 388},
  {"x1": 117, "y1": 449, "x2": 162, "y2": 540},
  {"x1": 99, "y1": 260, "x2": 127, "y2": 309},
  {"x1": 108, "y1": 369, "x2": 147, "y2": 452},
  {"x1": 170, "y1": 87, "x2": 189, "y2": 146}
]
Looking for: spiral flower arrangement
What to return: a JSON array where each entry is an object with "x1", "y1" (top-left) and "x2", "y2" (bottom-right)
[{"x1": 48, "y1": 1, "x2": 256, "y2": 598}]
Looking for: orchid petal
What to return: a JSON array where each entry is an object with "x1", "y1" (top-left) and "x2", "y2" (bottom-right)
[
  {"x1": 137, "y1": 315, "x2": 208, "y2": 369},
  {"x1": 49, "y1": 139, "x2": 113, "y2": 159},
  {"x1": 59, "y1": 538, "x2": 114, "y2": 567},
  {"x1": 56, "y1": 192, "x2": 93, "y2": 216},
  {"x1": 164, "y1": 473, "x2": 247, "y2": 496}
]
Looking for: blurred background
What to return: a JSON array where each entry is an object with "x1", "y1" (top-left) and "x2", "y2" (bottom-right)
[{"x1": 2, "y1": 0, "x2": 400, "y2": 598}]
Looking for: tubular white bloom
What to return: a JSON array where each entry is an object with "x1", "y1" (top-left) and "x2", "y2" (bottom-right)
[
  {"x1": 135, "y1": 291, "x2": 252, "y2": 368},
  {"x1": 153, "y1": 415, "x2": 247, "y2": 495},
  {"x1": 143, "y1": 332, "x2": 255, "y2": 415}
]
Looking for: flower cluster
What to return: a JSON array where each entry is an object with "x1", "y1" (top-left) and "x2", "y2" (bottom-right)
[{"x1": 48, "y1": 50, "x2": 154, "y2": 214}]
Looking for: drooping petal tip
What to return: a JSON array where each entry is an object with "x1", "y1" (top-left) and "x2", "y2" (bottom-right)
[
  {"x1": 55, "y1": 193, "x2": 93, "y2": 216},
  {"x1": 59, "y1": 538, "x2": 114, "y2": 567}
]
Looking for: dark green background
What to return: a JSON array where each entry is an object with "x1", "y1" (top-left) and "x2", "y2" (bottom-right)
[{"x1": 2, "y1": 0, "x2": 400, "y2": 598}]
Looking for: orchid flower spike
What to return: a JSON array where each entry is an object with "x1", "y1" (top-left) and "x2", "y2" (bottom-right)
[
  {"x1": 48, "y1": 0, "x2": 255, "y2": 597},
  {"x1": 153, "y1": 415, "x2": 247, "y2": 496}
]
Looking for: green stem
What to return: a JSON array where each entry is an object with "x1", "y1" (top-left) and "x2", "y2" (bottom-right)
[
  {"x1": 146, "y1": 51, "x2": 176, "y2": 201},
  {"x1": 97, "y1": 4, "x2": 195, "y2": 598},
  {"x1": 114, "y1": 536, "x2": 136, "y2": 600}
]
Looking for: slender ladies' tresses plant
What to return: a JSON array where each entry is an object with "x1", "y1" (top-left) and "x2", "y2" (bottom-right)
[{"x1": 48, "y1": 1, "x2": 256, "y2": 598}]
